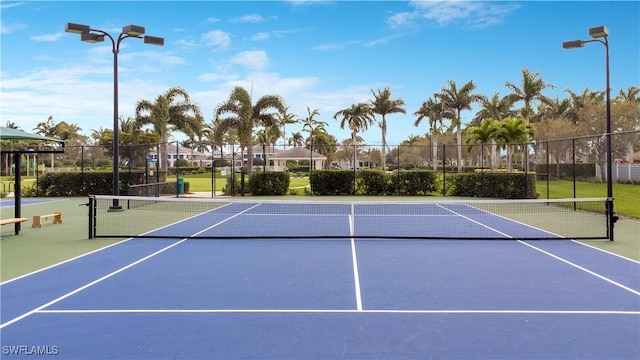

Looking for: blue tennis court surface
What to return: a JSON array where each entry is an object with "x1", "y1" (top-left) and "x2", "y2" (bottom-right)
[
  {"x1": 1, "y1": 199, "x2": 638, "y2": 359},
  {"x1": 0, "y1": 198, "x2": 66, "y2": 207}
]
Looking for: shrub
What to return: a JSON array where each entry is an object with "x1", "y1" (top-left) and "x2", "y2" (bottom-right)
[{"x1": 248, "y1": 172, "x2": 290, "y2": 195}]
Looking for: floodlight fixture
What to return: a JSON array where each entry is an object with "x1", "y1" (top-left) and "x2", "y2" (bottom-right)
[
  {"x1": 123, "y1": 25, "x2": 145, "y2": 37},
  {"x1": 65, "y1": 22, "x2": 90, "y2": 34},
  {"x1": 81, "y1": 33, "x2": 105, "y2": 43},
  {"x1": 562, "y1": 40, "x2": 584, "y2": 49},
  {"x1": 589, "y1": 25, "x2": 609, "y2": 39},
  {"x1": 144, "y1": 35, "x2": 165, "y2": 46}
]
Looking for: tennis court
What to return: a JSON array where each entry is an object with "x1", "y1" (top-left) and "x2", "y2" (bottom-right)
[{"x1": 1, "y1": 195, "x2": 638, "y2": 359}]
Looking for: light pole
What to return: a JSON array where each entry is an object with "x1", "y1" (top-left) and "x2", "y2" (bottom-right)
[
  {"x1": 65, "y1": 23, "x2": 164, "y2": 210},
  {"x1": 563, "y1": 25, "x2": 617, "y2": 240}
]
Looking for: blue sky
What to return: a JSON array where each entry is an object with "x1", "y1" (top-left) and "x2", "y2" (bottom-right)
[{"x1": 1, "y1": 1, "x2": 638, "y2": 146}]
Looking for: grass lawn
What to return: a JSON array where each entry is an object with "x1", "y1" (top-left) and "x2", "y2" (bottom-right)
[{"x1": 536, "y1": 180, "x2": 639, "y2": 219}]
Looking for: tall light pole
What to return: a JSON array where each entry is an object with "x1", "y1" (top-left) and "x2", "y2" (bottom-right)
[
  {"x1": 563, "y1": 25, "x2": 617, "y2": 240},
  {"x1": 65, "y1": 23, "x2": 164, "y2": 210}
]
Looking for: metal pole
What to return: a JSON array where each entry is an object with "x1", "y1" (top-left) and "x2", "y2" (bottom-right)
[
  {"x1": 603, "y1": 36, "x2": 616, "y2": 241},
  {"x1": 110, "y1": 37, "x2": 122, "y2": 210}
]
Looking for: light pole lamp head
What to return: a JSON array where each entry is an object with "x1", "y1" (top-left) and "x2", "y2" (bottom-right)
[
  {"x1": 65, "y1": 22, "x2": 90, "y2": 34},
  {"x1": 143, "y1": 35, "x2": 165, "y2": 46},
  {"x1": 589, "y1": 25, "x2": 609, "y2": 39},
  {"x1": 81, "y1": 33, "x2": 105, "y2": 43},
  {"x1": 562, "y1": 40, "x2": 585, "y2": 49},
  {"x1": 122, "y1": 25, "x2": 145, "y2": 37}
]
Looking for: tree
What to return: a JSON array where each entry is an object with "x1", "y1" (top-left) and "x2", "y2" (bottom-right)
[
  {"x1": 504, "y1": 67, "x2": 555, "y2": 123},
  {"x1": 370, "y1": 87, "x2": 406, "y2": 169},
  {"x1": 496, "y1": 117, "x2": 535, "y2": 172},
  {"x1": 465, "y1": 118, "x2": 500, "y2": 171},
  {"x1": 334, "y1": 103, "x2": 375, "y2": 169},
  {"x1": 472, "y1": 92, "x2": 514, "y2": 125},
  {"x1": 300, "y1": 107, "x2": 328, "y2": 153},
  {"x1": 255, "y1": 127, "x2": 281, "y2": 170},
  {"x1": 214, "y1": 86, "x2": 286, "y2": 174},
  {"x1": 288, "y1": 132, "x2": 304, "y2": 147},
  {"x1": 414, "y1": 96, "x2": 445, "y2": 170},
  {"x1": 616, "y1": 86, "x2": 640, "y2": 103},
  {"x1": 437, "y1": 80, "x2": 481, "y2": 172},
  {"x1": 135, "y1": 87, "x2": 204, "y2": 170},
  {"x1": 276, "y1": 107, "x2": 298, "y2": 149}
]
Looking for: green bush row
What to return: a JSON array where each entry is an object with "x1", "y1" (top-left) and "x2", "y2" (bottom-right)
[
  {"x1": 309, "y1": 169, "x2": 536, "y2": 198},
  {"x1": 534, "y1": 163, "x2": 595, "y2": 180},
  {"x1": 248, "y1": 172, "x2": 291, "y2": 195},
  {"x1": 446, "y1": 172, "x2": 537, "y2": 199}
]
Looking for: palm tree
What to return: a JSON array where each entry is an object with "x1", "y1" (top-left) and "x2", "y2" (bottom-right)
[
  {"x1": 288, "y1": 132, "x2": 304, "y2": 147},
  {"x1": 214, "y1": 86, "x2": 286, "y2": 174},
  {"x1": 334, "y1": 103, "x2": 375, "y2": 169},
  {"x1": 504, "y1": 67, "x2": 555, "y2": 123},
  {"x1": 207, "y1": 118, "x2": 227, "y2": 159},
  {"x1": 437, "y1": 80, "x2": 481, "y2": 172},
  {"x1": 255, "y1": 127, "x2": 280, "y2": 171},
  {"x1": 300, "y1": 107, "x2": 327, "y2": 144},
  {"x1": 414, "y1": 96, "x2": 445, "y2": 170},
  {"x1": 33, "y1": 116, "x2": 56, "y2": 138},
  {"x1": 276, "y1": 107, "x2": 298, "y2": 149},
  {"x1": 135, "y1": 87, "x2": 204, "y2": 170},
  {"x1": 564, "y1": 87, "x2": 602, "y2": 125},
  {"x1": 616, "y1": 86, "x2": 639, "y2": 103},
  {"x1": 472, "y1": 92, "x2": 514, "y2": 125},
  {"x1": 370, "y1": 87, "x2": 406, "y2": 169},
  {"x1": 465, "y1": 118, "x2": 500, "y2": 171},
  {"x1": 496, "y1": 117, "x2": 536, "y2": 172}
]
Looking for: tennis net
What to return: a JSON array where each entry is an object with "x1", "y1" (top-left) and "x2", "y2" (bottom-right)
[{"x1": 88, "y1": 195, "x2": 610, "y2": 240}]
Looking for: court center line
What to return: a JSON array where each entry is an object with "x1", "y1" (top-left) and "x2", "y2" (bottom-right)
[
  {"x1": 35, "y1": 309, "x2": 640, "y2": 315},
  {"x1": 0, "y1": 239, "x2": 189, "y2": 330},
  {"x1": 350, "y1": 203, "x2": 363, "y2": 311},
  {"x1": 517, "y1": 240, "x2": 640, "y2": 296}
]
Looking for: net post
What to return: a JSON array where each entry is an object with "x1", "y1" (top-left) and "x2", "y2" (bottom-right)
[
  {"x1": 606, "y1": 198, "x2": 618, "y2": 241},
  {"x1": 88, "y1": 196, "x2": 95, "y2": 239}
]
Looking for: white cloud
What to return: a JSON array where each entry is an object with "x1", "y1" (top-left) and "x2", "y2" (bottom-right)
[
  {"x1": 252, "y1": 32, "x2": 271, "y2": 41},
  {"x1": 31, "y1": 32, "x2": 65, "y2": 42},
  {"x1": 229, "y1": 50, "x2": 269, "y2": 70},
  {"x1": 391, "y1": 1, "x2": 520, "y2": 30},
  {"x1": 202, "y1": 30, "x2": 231, "y2": 50}
]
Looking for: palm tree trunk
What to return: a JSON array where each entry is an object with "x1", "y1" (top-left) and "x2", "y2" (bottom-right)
[
  {"x1": 456, "y1": 125, "x2": 463, "y2": 172},
  {"x1": 381, "y1": 117, "x2": 387, "y2": 169},
  {"x1": 432, "y1": 133, "x2": 438, "y2": 171},
  {"x1": 490, "y1": 139, "x2": 497, "y2": 171}
]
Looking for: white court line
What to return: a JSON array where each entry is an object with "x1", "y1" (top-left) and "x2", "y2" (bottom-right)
[
  {"x1": 35, "y1": 309, "x2": 640, "y2": 315},
  {"x1": 516, "y1": 240, "x2": 640, "y2": 296},
  {"x1": 435, "y1": 204, "x2": 512, "y2": 238},
  {"x1": 0, "y1": 204, "x2": 262, "y2": 329},
  {"x1": 439, "y1": 205, "x2": 640, "y2": 297},
  {"x1": 0, "y1": 239, "x2": 188, "y2": 329},
  {"x1": 350, "y1": 204, "x2": 363, "y2": 311},
  {"x1": 1, "y1": 202, "x2": 239, "y2": 285}
]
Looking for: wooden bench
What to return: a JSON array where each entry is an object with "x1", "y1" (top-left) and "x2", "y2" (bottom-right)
[
  {"x1": 0, "y1": 218, "x2": 29, "y2": 226},
  {"x1": 32, "y1": 212, "x2": 63, "y2": 228}
]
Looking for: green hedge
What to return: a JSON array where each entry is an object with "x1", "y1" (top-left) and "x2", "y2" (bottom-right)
[
  {"x1": 248, "y1": 172, "x2": 290, "y2": 195},
  {"x1": 447, "y1": 172, "x2": 536, "y2": 199},
  {"x1": 37, "y1": 171, "x2": 150, "y2": 197},
  {"x1": 534, "y1": 163, "x2": 595, "y2": 180},
  {"x1": 310, "y1": 170, "x2": 355, "y2": 195}
]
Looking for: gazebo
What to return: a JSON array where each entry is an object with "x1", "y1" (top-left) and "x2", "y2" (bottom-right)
[
  {"x1": 270, "y1": 147, "x2": 326, "y2": 171},
  {"x1": 0, "y1": 127, "x2": 64, "y2": 235}
]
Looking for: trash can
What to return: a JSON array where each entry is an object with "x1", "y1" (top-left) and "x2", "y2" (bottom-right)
[{"x1": 177, "y1": 178, "x2": 185, "y2": 194}]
